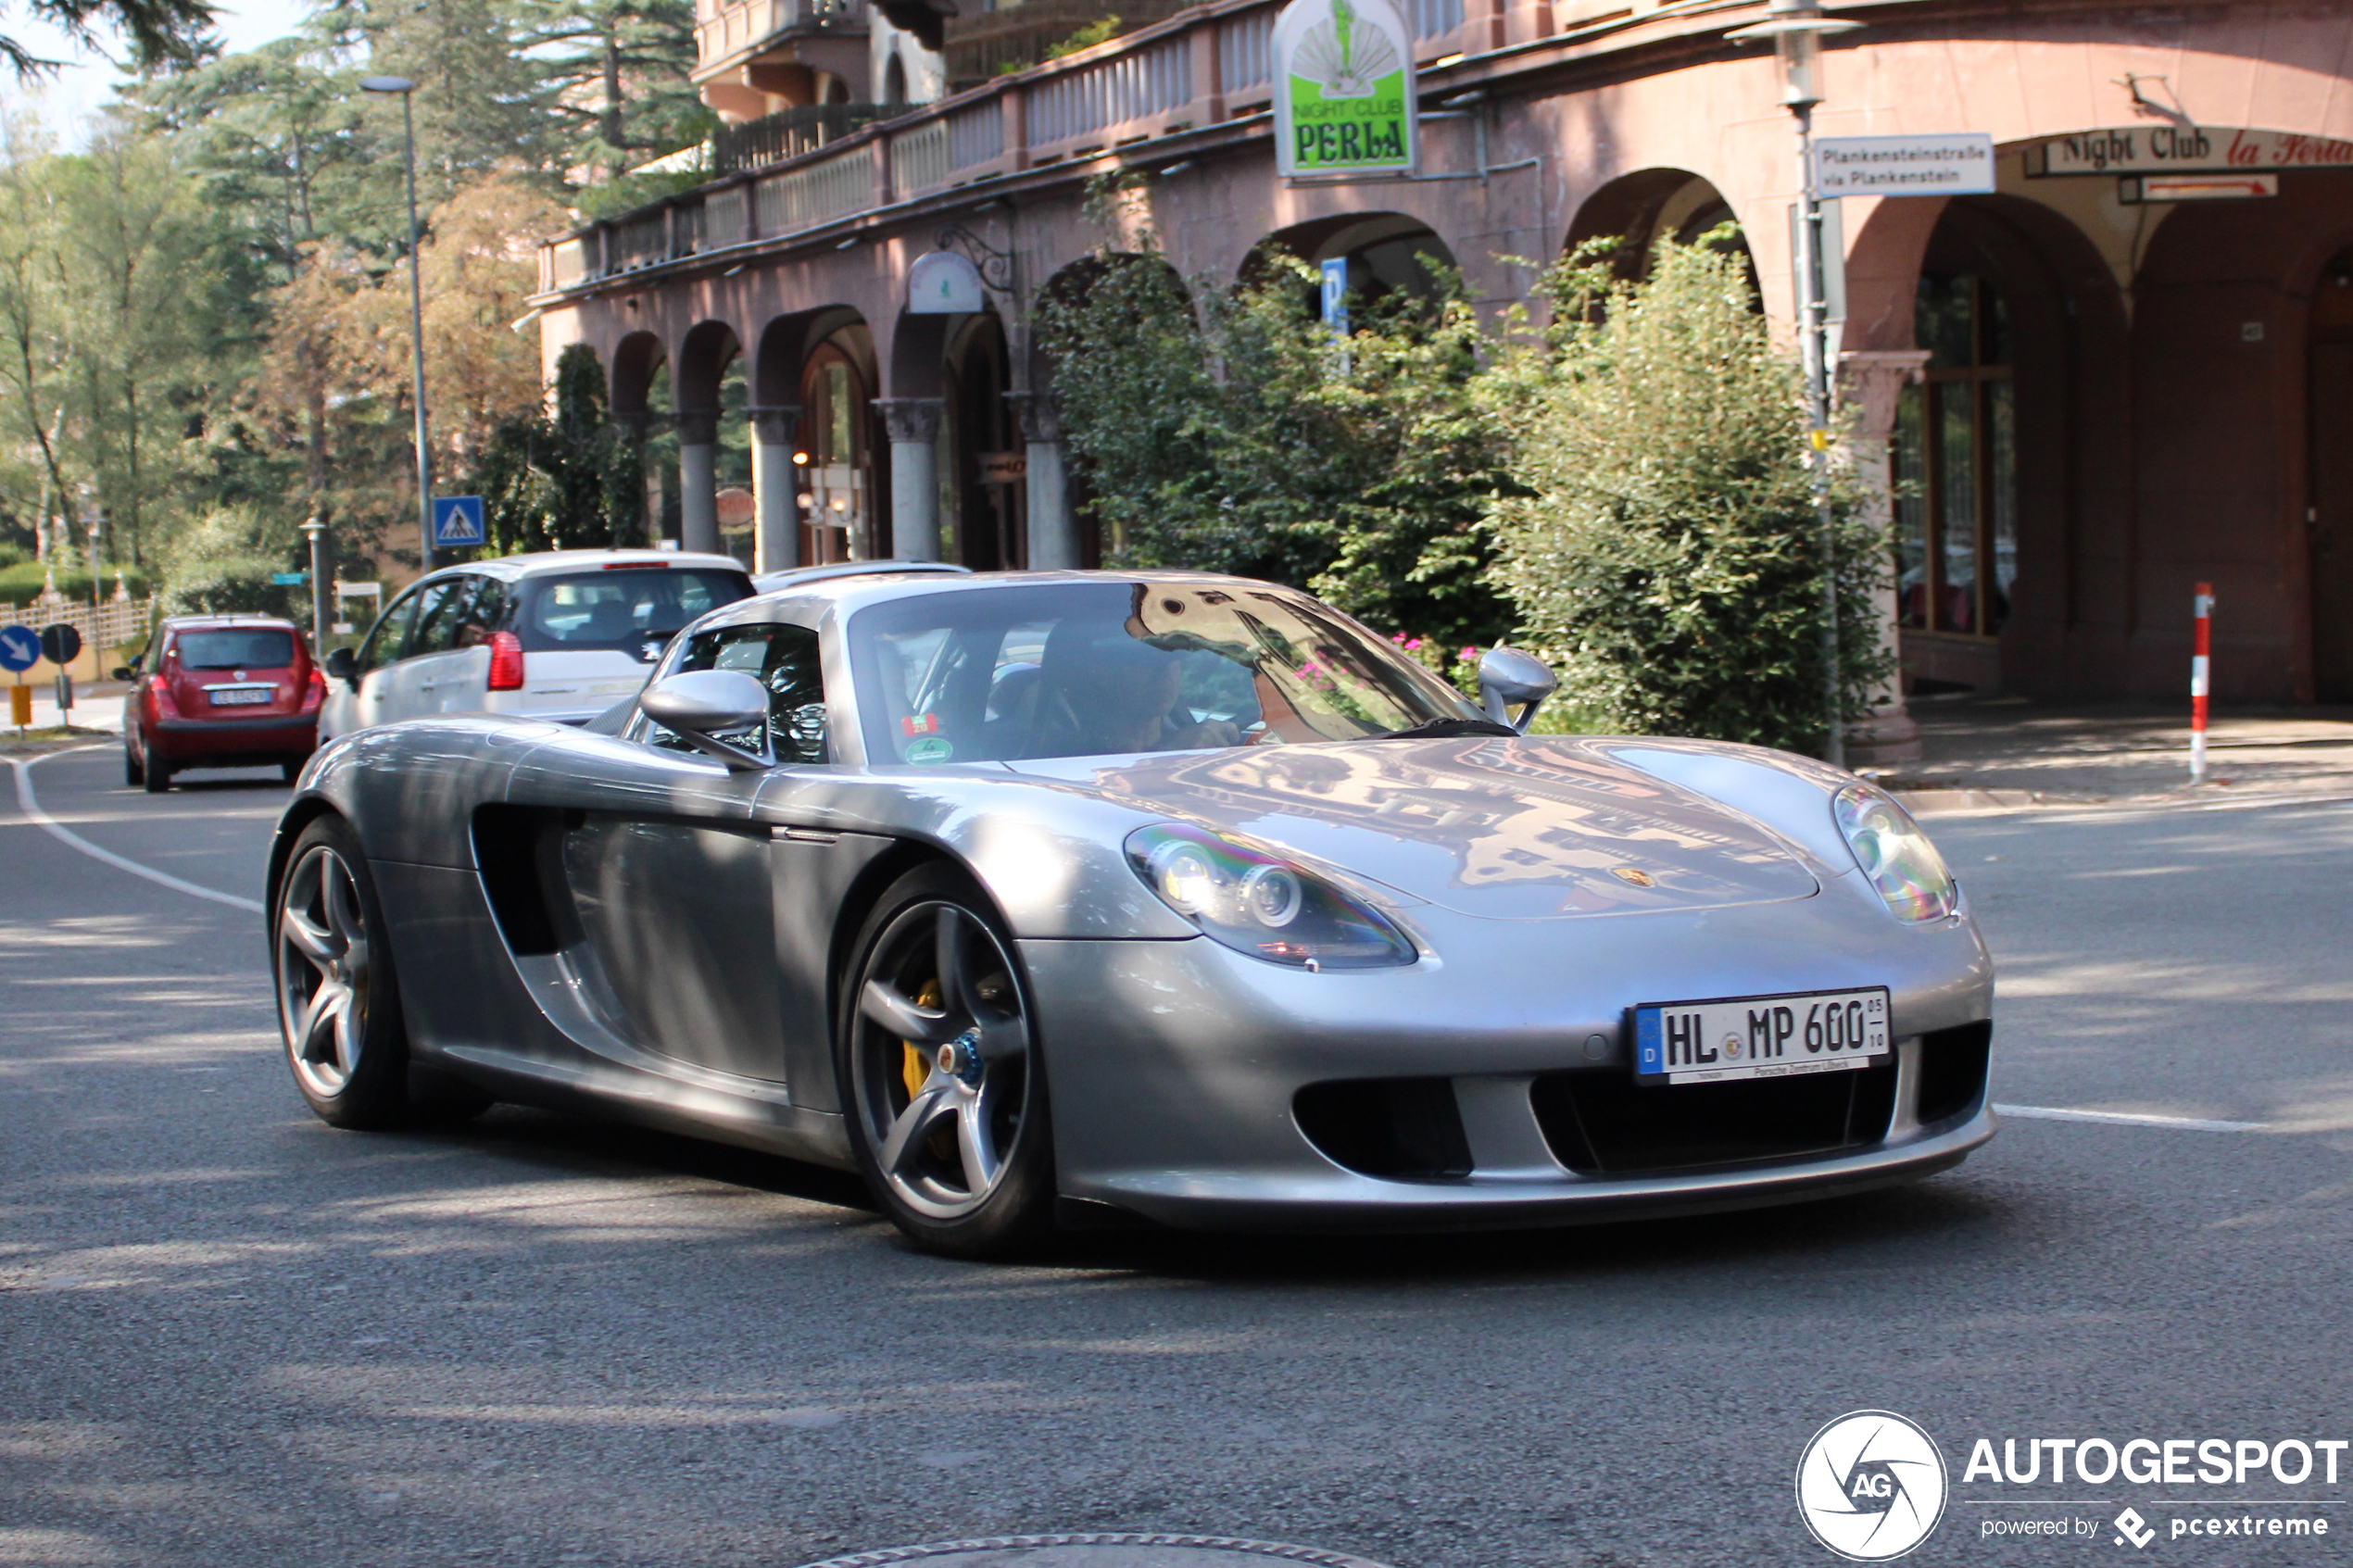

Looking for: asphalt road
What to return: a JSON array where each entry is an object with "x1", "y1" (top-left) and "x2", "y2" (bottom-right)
[{"x1": 3, "y1": 743, "x2": 2348, "y2": 1568}]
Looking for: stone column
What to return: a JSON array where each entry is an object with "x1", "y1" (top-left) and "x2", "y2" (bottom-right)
[
  {"x1": 1009, "y1": 391, "x2": 1075, "y2": 570},
  {"x1": 875, "y1": 398, "x2": 944, "y2": 561},
  {"x1": 1838, "y1": 350, "x2": 1931, "y2": 769},
  {"x1": 749, "y1": 404, "x2": 801, "y2": 574},
  {"x1": 675, "y1": 408, "x2": 721, "y2": 556}
]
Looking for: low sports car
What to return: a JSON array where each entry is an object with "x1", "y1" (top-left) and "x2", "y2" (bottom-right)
[{"x1": 267, "y1": 566, "x2": 1994, "y2": 1256}]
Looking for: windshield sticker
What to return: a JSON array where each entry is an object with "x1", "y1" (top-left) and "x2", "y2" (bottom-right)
[
  {"x1": 905, "y1": 735, "x2": 954, "y2": 764},
  {"x1": 902, "y1": 712, "x2": 942, "y2": 736}
]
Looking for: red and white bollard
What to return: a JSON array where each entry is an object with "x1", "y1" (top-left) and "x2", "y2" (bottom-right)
[{"x1": 2190, "y1": 582, "x2": 2214, "y2": 784}]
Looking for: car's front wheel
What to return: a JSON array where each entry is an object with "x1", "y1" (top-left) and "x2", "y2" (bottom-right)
[
  {"x1": 273, "y1": 815, "x2": 412, "y2": 1128},
  {"x1": 123, "y1": 738, "x2": 143, "y2": 786},
  {"x1": 838, "y1": 865, "x2": 1055, "y2": 1258}
]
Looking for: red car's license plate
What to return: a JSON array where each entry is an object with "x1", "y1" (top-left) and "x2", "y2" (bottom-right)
[{"x1": 206, "y1": 686, "x2": 273, "y2": 707}]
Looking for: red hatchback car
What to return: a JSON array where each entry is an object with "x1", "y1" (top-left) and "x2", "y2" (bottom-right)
[{"x1": 120, "y1": 616, "x2": 325, "y2": 792}]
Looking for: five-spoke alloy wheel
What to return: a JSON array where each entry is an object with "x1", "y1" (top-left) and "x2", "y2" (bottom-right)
[
  {"x1": 273, "y1": 816, "x2": 412, "y2": 1126},
  {"x1": 841, "y1": 866, "x2": 1054, "y2": 1256}
]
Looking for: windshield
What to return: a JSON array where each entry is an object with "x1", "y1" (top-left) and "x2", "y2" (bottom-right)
[
  {"x1": 519, "y1": 569, "x2": 751, "y2": 654},
  {"x1": 849, "y1": 581, "x2": 1481, "y2": 765},
  {"x1": 177, "y1": 629, "x2": 296, "y2": 671}
]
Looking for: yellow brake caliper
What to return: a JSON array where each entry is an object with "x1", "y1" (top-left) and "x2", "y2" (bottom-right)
[{"x1": 900, "y1": 980, "x2": 941, "y2": 1100}]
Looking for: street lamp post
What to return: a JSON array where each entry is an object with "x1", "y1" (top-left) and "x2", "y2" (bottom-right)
[
  {"x1": 359, "y1": 75, "x2": 434, "y2": 572},
  {"x1": 1729, "y1": 0, "x2": 1861, "y2": 768}
]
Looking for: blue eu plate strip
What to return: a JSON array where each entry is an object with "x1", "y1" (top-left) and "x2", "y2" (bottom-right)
[{"x1": 1634, "y1": 1007, "x2": 1662, "y2": 1076}]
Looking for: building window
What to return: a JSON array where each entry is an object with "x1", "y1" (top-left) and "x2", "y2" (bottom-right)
[{"x1": 1895, "y1": 274, "x2": 2016, "y2": 635}]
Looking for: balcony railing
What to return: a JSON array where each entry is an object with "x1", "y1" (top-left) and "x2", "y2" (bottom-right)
[
  {"x1": 714, "y1": 103, "x2": 901, "y2": 173},
  {"x1": 694, "y1": 0, "x2": 862, "y2": 73},
  {"x1": 542, "y1": 0, "x2": 1722, "y2": 295}
]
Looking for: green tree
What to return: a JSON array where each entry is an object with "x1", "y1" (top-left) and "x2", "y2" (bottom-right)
[
  {"x1": 53, "y1": 124, "x2": 217, "y2": 567},
  {"x1": 1481, "y1": 235, "x2": 1892, "y2": 754},
  {"x1": 2, "y1": 0, "x2": 215, "y2": 79},
  {"x1": 1039, "y1": 232, "x2": 1514, "y2": 653},
  {"x1": 531, "y1": 0, "x2": 708, "y2": 180},
  {"x1": 471, "y1": 342, "x2": 647, "y2": 551}
]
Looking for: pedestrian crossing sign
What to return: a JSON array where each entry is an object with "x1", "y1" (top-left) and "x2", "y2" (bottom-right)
[{"x1": 432, "y1": 495, "x2": 485, "y2": 546}]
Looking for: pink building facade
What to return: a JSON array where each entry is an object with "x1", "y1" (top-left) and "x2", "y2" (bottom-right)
[{"x1": 535, "y1": 0, "x2": 2353, "y2": 746}]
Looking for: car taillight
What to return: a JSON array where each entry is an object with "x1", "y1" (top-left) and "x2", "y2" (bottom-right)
[
  {"x1": 302, "y1": 668, "x2": 325, "y2": 709},
  {"x1": 486, "y1": 631, "x2": 525, "y2": 691},
  {"x1": 148, "y1": 678, "x2": 180, "y2": 720}
]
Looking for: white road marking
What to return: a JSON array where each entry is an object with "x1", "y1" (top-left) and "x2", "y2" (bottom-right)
[
  {"x1": 1996, "y1": 1102, "x2": 2267, "y2": 1134},
  {"x1": 6, "y1": 748, "x2": 267, "y2": 915}
]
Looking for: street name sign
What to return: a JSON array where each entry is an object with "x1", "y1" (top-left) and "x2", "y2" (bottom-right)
[
  {"x1": 1815, "y1": 134, "x2": 1995, "y2": 197},
  {"x1": 0, "y1": 625, "x2": 36, "y2": 673},
  {"x1": 432, "y1": 495, "x2": 485, "y2": 547},
  {"x1": 271, "y1": 571, "x2": 309, "y2": 585},
  {"x1": 1274, "y1": 0, "x2": 1417, "y2": 179}
]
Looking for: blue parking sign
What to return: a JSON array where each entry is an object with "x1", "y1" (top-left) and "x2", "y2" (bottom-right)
[
  {"x1": 432, "y1": 495, "x2": 485, "y2": 546},
  {"x1": 0, "y1": 624, "x2": 36, "y2": 673}
]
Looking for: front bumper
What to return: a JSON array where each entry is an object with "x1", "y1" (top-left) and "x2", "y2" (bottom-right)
[{"x1": 1021, "y1": 897, "x2": 1995, "y2": 1233}]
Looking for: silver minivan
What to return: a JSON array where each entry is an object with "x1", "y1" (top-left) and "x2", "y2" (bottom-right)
[{"x1": 318, "y1": 549, "x2": 753, "y2": 740}]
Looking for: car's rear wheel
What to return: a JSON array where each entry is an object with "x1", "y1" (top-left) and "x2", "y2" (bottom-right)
[
  {"x1": 280, "y1": 759, "x2": 302, "y2": 784},
  {"x1": 273, "y1": 816, "x2": 412, "y2": 1129},
  {"x1": 838, "y1": 865, "x2": 1055, "y2": 1258},
  {"x1": 142, "y1": 756, "x2": 170, "y2": 794}
]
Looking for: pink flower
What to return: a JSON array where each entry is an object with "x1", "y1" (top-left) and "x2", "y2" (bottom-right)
[
  {"x1": 1403, "y1": 638, "x2": 1423, "y2": 651},
  {"x1": 1460, "y1": 646, "x2": 1478, "y2": 662}
]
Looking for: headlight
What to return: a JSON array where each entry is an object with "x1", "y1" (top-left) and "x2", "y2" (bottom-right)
[
  {"x1": 1832, "y1": 784, "x2": 1957, "y2": 922},
  {"x1": 1126, "y1": 823, "x2": 1416, "y2": 969}
]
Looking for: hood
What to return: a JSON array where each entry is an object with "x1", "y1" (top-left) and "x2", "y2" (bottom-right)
[{"x1": 1003, "y1": 735, "x2": 1821, "y2": 921}]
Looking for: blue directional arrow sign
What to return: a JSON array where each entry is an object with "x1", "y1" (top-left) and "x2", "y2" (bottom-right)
[
  {"x1": 0, "y1": 625, "x2": 37, "y2": 673},
  {"x1": 431, "y1": 495, "x2": 485, "y2": 547}
]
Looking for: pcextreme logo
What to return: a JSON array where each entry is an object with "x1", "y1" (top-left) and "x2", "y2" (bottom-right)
[{"x1": 1796, "y1": 1411, "x2": 1951, "y2": 1562}]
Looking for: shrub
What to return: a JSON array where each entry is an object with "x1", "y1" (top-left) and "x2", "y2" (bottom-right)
[
  {"x1": 471, "y1": 344, "x2": 648, "y2": 554},
  {"x1": 156, "y1": 504, "x2": 301, "y2": 618},
  {"x1": 1038, "y1": 226, "x2": 1515, "y2": 653},
  {"x1": 1481, "y1": 235, "x2": 1892, "y2": 754}
]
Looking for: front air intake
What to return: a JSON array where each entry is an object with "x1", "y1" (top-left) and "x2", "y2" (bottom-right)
[{"x1": 1293, "y1": 1077, "x2": 1474, "y2": 1181}]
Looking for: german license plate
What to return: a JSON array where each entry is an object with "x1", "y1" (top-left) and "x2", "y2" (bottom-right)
[
  {"x1": 207, "y1": 686, "x2": 272, "y2": 707},
  {"x1": 1633, "y1": 987, "x2": 1891, "y2": 1085}
]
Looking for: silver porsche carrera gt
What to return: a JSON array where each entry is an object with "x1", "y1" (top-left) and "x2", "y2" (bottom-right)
[{"x1": 268, "y1": 565, "x2": 1994, "y2": 1256}]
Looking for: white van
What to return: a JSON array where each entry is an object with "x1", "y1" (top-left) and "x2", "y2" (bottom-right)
[{"x1": 318, "y1": 550, "x2": 753, "y2": 740}]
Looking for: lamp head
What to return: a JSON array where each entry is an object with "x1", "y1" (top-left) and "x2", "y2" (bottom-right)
[{"x1": 358, "y1": 75, "x2": 417, "y2": 94}]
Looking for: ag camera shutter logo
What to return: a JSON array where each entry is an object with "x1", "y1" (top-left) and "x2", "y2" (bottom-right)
[{"x1": 1795, "y1": 1411, "x2": 1949, "y2": 1561}]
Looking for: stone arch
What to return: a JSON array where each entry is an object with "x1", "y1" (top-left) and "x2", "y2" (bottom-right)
[
  {"x1": 673, "y1": 320, "x2": 743, "y2": 417},
  {"x1": 1883, "y1": 193, "x2": 2130, "y2": 697},
  {"x1": 668, "y1": 320, "x2": 744, "y2": 555},
  {"x1": 797, "y1": 314, "x2": 884, "y2": 562},
  {"x1": 609, "y1": 330, "x2": 667, "y2": 418},
  {"x1": 1250, "y1": 212, "x2": 1460, "y2": 308},
  {"x1": 1564, "y1": 169, "x2": 1750, "y2": 282}
]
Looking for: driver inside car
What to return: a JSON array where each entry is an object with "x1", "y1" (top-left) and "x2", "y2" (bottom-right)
[{"x1": 1037, "y1": 635, "x2": 1243, "y2": 756}]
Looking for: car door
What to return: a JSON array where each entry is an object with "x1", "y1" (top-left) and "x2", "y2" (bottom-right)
[
  {"x1": 373, "y1": 576, "x2": 466, "y2": 722},
  {"x1": 503, "y1": 619, "x2": 827, "y2": 1085},
  {"x1": 402, "y1": 574, "x2": 487, "y2": 714},
  {"x1": 322, "y1": 585, "x2": 427, "y2": 737}
]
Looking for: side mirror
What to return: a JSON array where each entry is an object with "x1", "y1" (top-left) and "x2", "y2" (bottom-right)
[
  {"x1": 638, "y1": 670, "x2": 772, "y2": 769},
  {"x1": 1477, "y1": 646, "x2": 1557, "y2": 734},
  {"x1": 323, "y1": 646, "x2": 358, "y2": 684},
  {"x1": 111, "y1": 665, "x2": 132, "y2": 681}
]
